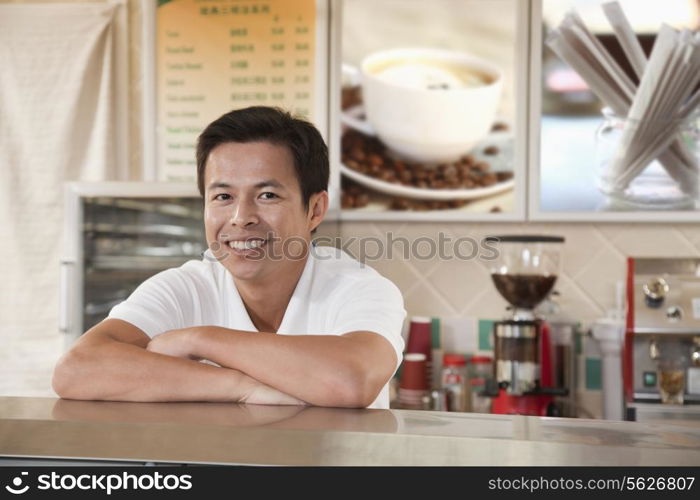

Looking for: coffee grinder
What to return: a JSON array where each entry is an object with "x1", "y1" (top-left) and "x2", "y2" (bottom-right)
[{"x1": 485, "y1": 235, "x2": 566, "y2": 416}]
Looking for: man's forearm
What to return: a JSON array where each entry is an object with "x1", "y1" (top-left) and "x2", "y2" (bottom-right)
[
  {"x1": 53, "y1": 337, "x2": 255, "y2": 403},
  {"x1": 189, "y1": 327, "x2": 377, "y2": 407}
]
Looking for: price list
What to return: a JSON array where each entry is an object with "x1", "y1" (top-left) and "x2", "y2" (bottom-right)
[{"x1": 157, "y1": 0, "x2": 317, "y2": 182}]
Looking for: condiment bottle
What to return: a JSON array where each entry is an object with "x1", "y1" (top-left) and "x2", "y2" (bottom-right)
[
  {"x1": 469, "y1": 355, "x2": 493, "y2": 413},
  {"x1": 441, "y1": 354, "x2": 471, "y2": 412}
]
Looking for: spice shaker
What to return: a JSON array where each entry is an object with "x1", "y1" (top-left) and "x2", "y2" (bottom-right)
[
  {"x1": 441, "y1": 353, "x2": 471, "y2": 412},
  {"x1": 428, "y1": 388, "x2": 448, "y2": 411},
  {"x1": 469, "y1": 355, "x2": 493, "y2": 413}
]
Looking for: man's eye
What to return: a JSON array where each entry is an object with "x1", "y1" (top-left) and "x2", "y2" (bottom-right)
[
  {"x1": 213, "y1": 193, "x2": 231, "y2": 201},
  {"x1": 260, "y1": 192, "x2": 278, "y2": 200}
]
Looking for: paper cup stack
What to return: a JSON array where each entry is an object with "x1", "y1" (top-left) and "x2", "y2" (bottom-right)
[{"x1": 398, "y1": 353, "x2": 428, "y2": 409}]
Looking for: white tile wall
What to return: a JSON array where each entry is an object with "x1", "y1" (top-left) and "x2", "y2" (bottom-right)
[{"x1": 341, "y1": 222, "x2": 700, "y2": 327}]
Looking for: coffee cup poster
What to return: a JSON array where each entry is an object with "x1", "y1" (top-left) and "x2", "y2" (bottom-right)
[
  {"x1": 532, "y1": 0, "x2": 700, "y2": 218},
  {"x1": 339, "y1": 0, "x2": 528, "y2": 218}
]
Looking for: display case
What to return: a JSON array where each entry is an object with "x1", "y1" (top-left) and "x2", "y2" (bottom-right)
[{"x1": 60, "y1": 182, "x2": 204, "y2": 347}]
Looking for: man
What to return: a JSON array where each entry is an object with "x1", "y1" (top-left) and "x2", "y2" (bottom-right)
[{"x1": 52, "y1": 106, "x2": 406, "y2": 409}]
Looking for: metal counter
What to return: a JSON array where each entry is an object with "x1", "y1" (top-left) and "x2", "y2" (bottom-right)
[{"x1": 0, "y1": 397, "x2": 699, "y2": 466}]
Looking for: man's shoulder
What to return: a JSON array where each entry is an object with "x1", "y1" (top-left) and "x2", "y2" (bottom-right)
[
  {"x1": 309, "y1": 245, "x2": 400, "y2": 296},
  {"x1": 311, "y1": 245, "x2": 379, "y2": 278},
  {"x1": 146, "y1": 252, "x2": 224, "y2": 291}
]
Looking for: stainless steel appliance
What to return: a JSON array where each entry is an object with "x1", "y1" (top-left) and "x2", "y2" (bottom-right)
[
  {"x1": 624, "y1": 257, "x2": 700, "y2": 422},
  {"x1": 60, "y1": 182, "x2": 205, "y2": 348}
]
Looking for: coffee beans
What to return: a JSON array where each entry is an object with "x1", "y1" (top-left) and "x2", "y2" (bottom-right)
[
  {"x1": 341, "y1": 182, "x2": 370, "y2": 209},
  {"x1": 340, "y1": 85, "x2": 513, "y2": 212},
  {"x1": 342, "y1": 86, "x2": 363, "y2": 110},
  {"x1": 390, "y1": 198, "x2": 469, "y2": 211},
  {"x1": 341, "y1": 130, "x2": 513, "y2": 191},
  {"x1": 341, "y1": 179, "x2": 471, "y2": 211},
  {"x1": 496, "y1": 171, "x2": 513, "y2": 182}
]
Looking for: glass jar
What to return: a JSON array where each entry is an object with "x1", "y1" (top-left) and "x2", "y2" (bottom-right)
[
  {"x1": 441, "y1": 354, "x2": 470, "y2": 412},
  {"x1": 657, "y1": 358, "x2": 686, "y2": 405},
  {"x1": 595, "y1": 107, "x2": 700, "y2": 209},
  {"x1": 469, "y1": 355, "x2": 493, "y2": 414}
]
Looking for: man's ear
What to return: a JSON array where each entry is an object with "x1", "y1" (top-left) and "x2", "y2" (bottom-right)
[{"x1": 307, "y1": 191, "x2": 329, "y2": 232}]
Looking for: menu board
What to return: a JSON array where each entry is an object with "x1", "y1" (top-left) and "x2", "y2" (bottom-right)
[{"x1": 156, "y1": 0, "x2": 319, "y2": 182}]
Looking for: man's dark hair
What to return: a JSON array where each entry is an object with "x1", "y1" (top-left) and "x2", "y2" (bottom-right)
[{"x1": 196, "y1": 106, "x2": 329, "y2": 209}]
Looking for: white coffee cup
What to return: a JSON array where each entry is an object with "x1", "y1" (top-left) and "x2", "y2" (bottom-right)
[{"x1": 342, "y1": 47, "x2": 503, "y2": 164}]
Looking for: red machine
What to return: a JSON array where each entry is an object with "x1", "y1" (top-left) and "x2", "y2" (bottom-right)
[{"x1": 485, "y1": 235, "x2": 566, "y2": 416}]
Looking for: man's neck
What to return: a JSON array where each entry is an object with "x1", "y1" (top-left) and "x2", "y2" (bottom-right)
[{"x1": 234, "y1": 256, "x2": 308, "y2": 333}]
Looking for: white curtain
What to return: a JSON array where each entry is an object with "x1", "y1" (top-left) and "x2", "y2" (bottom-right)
[{"x1": 0, "y1": 1, "x2": 124, "y2": 395}]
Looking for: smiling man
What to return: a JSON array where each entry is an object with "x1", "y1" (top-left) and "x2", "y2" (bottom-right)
[{"x1": 53, "y1": 106, "x2": 406, "y2": 409}]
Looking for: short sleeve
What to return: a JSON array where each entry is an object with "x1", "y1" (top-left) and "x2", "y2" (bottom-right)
[
  {"x1": 107, "y1": 268, "x2": 190, "y2": 338},
  {"x1": 328, "y1": 276, "x2": 406, "y2": 371}
]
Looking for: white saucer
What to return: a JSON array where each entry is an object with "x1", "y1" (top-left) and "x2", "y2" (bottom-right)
[{"x1": 340, "y1": 106, "x2": 515, "y2": 201}]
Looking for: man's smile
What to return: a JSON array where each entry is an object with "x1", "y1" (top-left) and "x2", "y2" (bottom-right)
[{"x1": 227, "y1": 238, "x2": 268, "y2": 251}]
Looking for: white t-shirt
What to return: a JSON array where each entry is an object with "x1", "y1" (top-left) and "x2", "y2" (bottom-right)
[{"x1": 108, "y1": 245, "x2": 406, "y2": 409}]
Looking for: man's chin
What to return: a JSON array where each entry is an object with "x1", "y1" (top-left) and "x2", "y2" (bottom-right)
[{"x1": 225, "y1": 261, "x2": 268, "y2": 283}]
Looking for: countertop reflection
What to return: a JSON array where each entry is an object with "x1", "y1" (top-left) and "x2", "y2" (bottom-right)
[
  {"x1": 1, "y1": 397, "x2": 699, "y2": 466},
  {"x1": 49, "y1": 398, "x2": 400, "y2": 434}
]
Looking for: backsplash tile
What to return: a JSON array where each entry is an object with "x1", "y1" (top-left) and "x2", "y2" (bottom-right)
[
  {"x1": 425, "y1": 259, "x2": 491, "y2": 314},
  {"x1": 550, "y1": 272, "x2": 605, "y2": 321},
  {"x1": 597, "y1": 225, "x2": 700, "y2": 257},
  {"x1": 403, "y1": 281, "x2": 459, "y2": 317},
  {"x1": 460, "y1": 285, "x2": 514, "y2": 319},
  {"x1": 440, "y1": 316, "x2": 478, "y2": 354},
  {"x1": 585, "y1": 358, "x2": 603, "y2": 391},
  {"x1": 571, "y1": 248, "x2": 626, "y2": 313},
  {"x1": 676, "y1": 225, "x2": 700, "y2": 249},
  {"x1": 478, "y1": 320, "x2": 495, "y2": 351},
  {"x1": 343, "y1": 222, "x2": 700, "y2": 331}
]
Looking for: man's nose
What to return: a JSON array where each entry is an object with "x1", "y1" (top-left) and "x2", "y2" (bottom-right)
[{"x1": 228, "y1": 198, "x2": 259, "y2": 227}]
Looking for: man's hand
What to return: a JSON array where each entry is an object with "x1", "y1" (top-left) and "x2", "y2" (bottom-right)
[
  {"x1": 190, "y1": 327, "x2": 397, "y2": 408},
  {"x1": 145, "y1": 328, "x2": 305, "y2": 406},
  {"x1": 239, "y1": 378, "x2": 307, "y2": 406},
  {"x1": 147, "y1": 328, "x2": 202, "y2": 360}
]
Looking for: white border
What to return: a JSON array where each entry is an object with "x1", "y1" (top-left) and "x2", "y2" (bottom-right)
[
  {"x1": 326, "y1": 0, "x2": 342, "y2": 218},
  {"x1": 528, "y1": 0, "x2": 700, "y2": 222},
  {"x1": 141, "y1": 0, "x2": 157, "y2": 181},
  {"x1": 64, "y1": 181, "x2": 199, "y2": 198},
  {"x1": 112, "y1": 0, "x2": 130, "y2": 181},
  {"x1": 60, "y1": 184, "x2": 84, "y2": 348},
  {"x1": 313, "y1": 0, "x2": 330, "y2": 143},
  {"x1": 334, "y1": 0, "x2": 529, "y2": 222}
]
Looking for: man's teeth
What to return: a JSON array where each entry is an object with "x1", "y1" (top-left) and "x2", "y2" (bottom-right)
[{"x1": 228, "y1": 240, "x2": 265, "y2": 250}]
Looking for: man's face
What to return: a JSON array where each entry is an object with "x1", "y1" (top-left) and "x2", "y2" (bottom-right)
[{"x1": 203, "y1": 141, "x2": 325, "y2": 283}]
